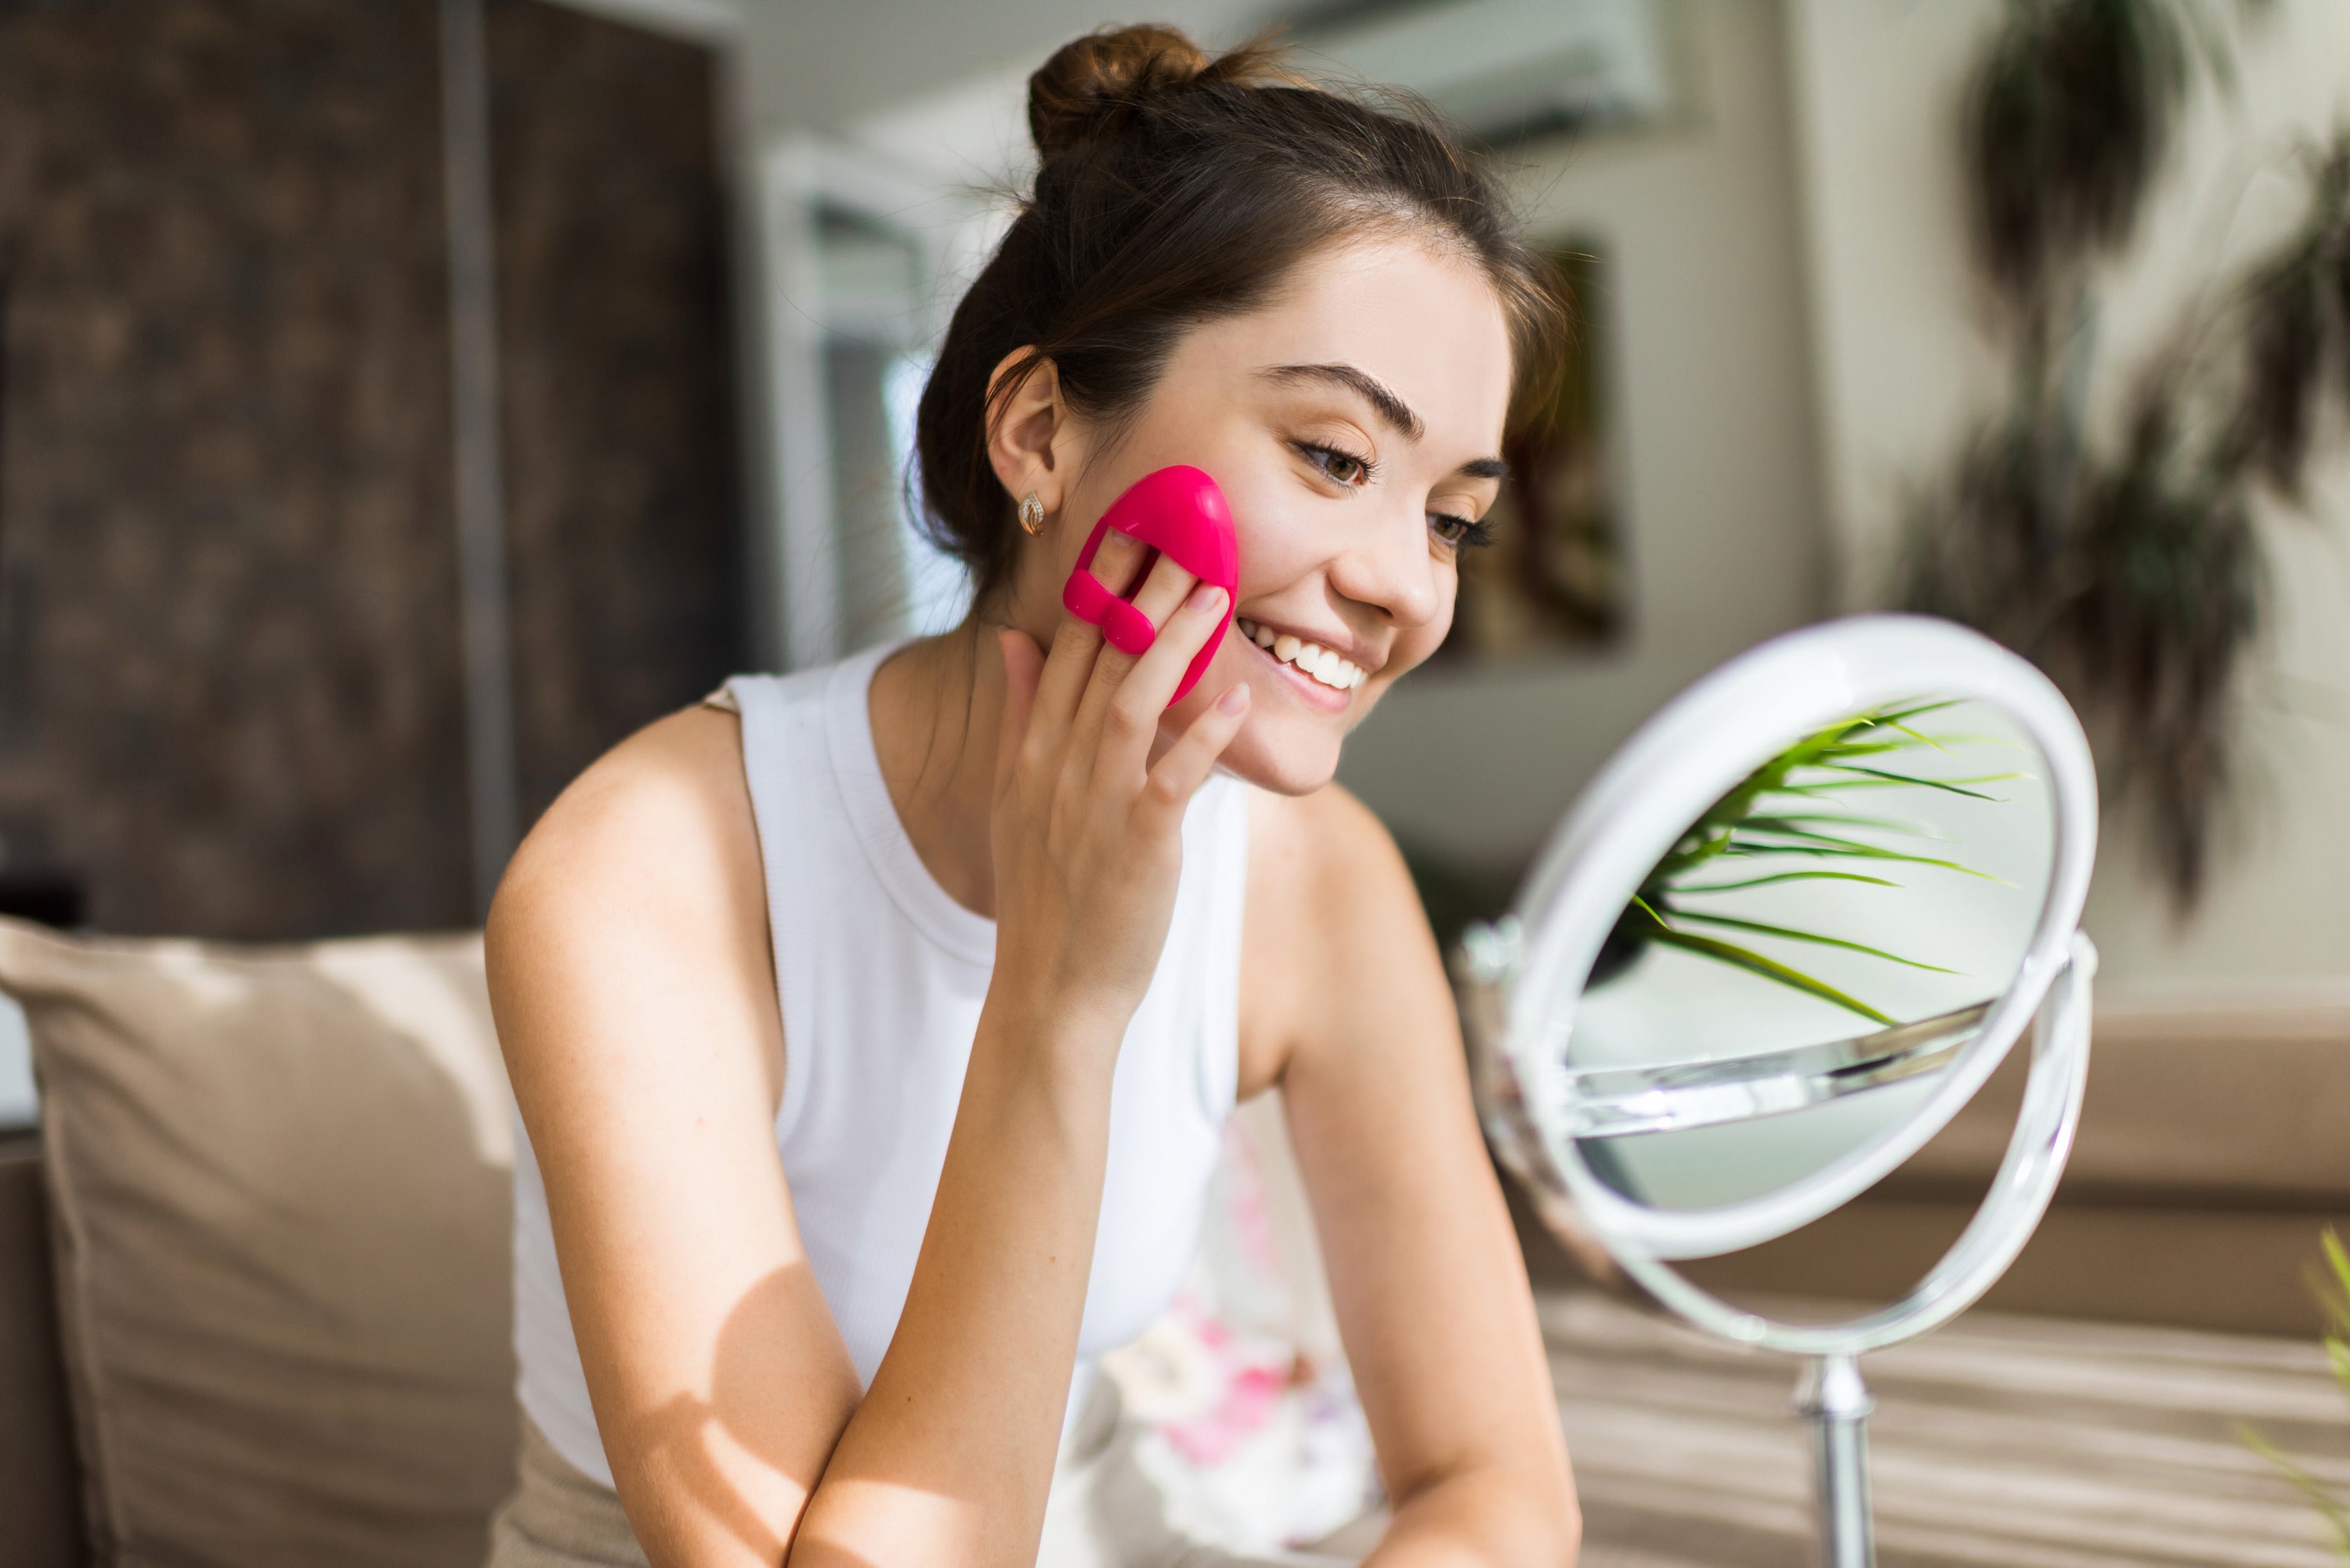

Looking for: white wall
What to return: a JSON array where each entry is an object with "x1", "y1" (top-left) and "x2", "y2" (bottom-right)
[
  {"x1": 1339, "y1": 0, "x2": 1832, "y2": 865},
  {"x1": 1786, "y1": 0, "x2": 2350, "y2": 988},
  {"x1": 735, "y1": 0, "x2": 1267, "y2": 141}
]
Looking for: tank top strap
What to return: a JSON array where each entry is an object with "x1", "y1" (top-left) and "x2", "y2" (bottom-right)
[{"x1": 721, "y1": 644, "x2": 927, "y2": 1149}]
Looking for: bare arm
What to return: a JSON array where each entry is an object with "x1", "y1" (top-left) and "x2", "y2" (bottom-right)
[
  {"x1": 1242, "y1": 787, "x2": 1579, "y2": 1566},
  {"x1": 490, "y1": 544, "x2": 1246, "y2": 1567},
  {"x1": 490, "y1": 706, "x2": 858, "y2": 1565}
]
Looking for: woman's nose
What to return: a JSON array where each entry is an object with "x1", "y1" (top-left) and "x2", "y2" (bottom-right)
[{"x1": 1329, "y1": 505, "x2": 1443, "y2": 629}]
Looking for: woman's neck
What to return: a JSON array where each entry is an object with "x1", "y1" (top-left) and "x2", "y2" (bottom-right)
[{"x1": 866, "y1": 620, "x2": 1009, "y2": 919}]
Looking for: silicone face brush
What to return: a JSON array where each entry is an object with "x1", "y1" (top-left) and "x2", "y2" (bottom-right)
[{"x1": 1060, "y1": 464, "x2": 1238, "y2": 706}]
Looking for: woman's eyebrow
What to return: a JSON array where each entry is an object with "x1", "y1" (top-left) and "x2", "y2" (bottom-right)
[
  {"x1": 1259, "y1": 362, "x2": 1424, "y2": 442},
  {"x1": 1259, "y1": 363, "x2": 1507, "y2": 479}
]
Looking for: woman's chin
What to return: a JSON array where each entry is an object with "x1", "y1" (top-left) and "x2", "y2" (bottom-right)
[
  {"x1": 1163, "y1": 641, "x2": 1359, "y2": 795},
  {"x1": 1209, "y1": 717, "x2": 1343, "y2": 797}
]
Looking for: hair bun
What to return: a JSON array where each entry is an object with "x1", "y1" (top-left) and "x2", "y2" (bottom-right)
[
  {"x1": 1029, "y1": 25, "x2": 1209, "y2": 161},
  {"x1": 1029, "y1": 24, "x2": 1295, "y2": 162}
]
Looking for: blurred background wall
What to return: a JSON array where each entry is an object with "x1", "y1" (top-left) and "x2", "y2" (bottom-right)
[
  {"x1": 0, "y1": 0, "x2": 742, "y2": 940},
  {"x1": 0, "y1": 0, "x2": 2345, "y2": 997}
]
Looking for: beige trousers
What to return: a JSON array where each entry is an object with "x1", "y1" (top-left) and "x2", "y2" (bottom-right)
[{"x1": 485, "y1": 1379, "x2": 1365, "y2": 1568}]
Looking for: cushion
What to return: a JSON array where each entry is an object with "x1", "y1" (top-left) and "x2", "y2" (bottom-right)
[{"x1": 0, "y1": 917, "x2": 517, "y2": 1568}]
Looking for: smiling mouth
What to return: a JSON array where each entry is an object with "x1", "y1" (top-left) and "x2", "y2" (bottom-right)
[{"x1": 1235, "y1": 617, "x2": 1368, "y2": 692}]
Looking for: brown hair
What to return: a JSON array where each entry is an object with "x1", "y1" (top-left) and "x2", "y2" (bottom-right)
[{"x1": 913, "y1": 23, "x2": 1568, "y2": 605}]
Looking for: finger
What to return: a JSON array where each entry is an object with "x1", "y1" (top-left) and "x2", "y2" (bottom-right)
[
  {"x1": 994, "y1": 628, "x2": 1043, "y2": 797},
  {"x1": 1138, "y1": 681, "x2": 1251, "y2": 826},
  {"x1": 1050, "y1": 526, "x2": 1155, "y2": 743},
  {"x1": 1094, "y1": 578, "x2": 1228, "y2": 781},
  {"x1": 1123, "y1": 569, "x2": 1227, "y2": 706},
  {"x1": 1086, "y1": 527, "x2": 1152, "y2": 599},
  {"x1": 1027, "y1": 612, "x2": 1104, "y2": 760},
  {"x1": 1071, "y1": 547, "x2": 1203, "y2": 744},
  {"x1": 1123, "y1": 545, "x2": 1202, "y2": 638}
]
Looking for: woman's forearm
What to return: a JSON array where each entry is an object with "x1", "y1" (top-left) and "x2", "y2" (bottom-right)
[{"x1": 785, "y1": 993, "x2": 1123, "y2": 1567}]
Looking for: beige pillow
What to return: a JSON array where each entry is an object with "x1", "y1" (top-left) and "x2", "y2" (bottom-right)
[{"x1": 0, "y1": 918, "x2": 517, "y2": 1568}]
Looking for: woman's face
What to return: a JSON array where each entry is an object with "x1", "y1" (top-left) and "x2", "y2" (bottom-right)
[{"x1": 1010, "y1": 235, "x2": 1517, "y2": 796}]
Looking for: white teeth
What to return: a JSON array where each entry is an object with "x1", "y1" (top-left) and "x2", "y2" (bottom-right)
[{"x1": 1242, "y1": 623, "x2": 1367, "y2": 692}]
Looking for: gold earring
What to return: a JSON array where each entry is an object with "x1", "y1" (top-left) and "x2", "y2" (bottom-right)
[{"x1": 1018, "y1": 493, "x2": 1045, "y2": 536}]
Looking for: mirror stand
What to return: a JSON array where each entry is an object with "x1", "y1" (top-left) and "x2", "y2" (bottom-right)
[
  {"x1": 1468, "y1": 927, "x2": 2098, "y2": 1568},
  {"x1": 1799, "y1": 1353, "x2": 1874, "y2": 1568}
]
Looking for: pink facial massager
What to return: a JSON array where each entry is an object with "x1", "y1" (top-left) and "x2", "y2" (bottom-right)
[{"x1": 1061, "y1": 464, "x2": 1238, "y2": 706}]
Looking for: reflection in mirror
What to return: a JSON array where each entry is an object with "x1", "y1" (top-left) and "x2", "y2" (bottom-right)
[{"x1": 1567, "y1": 698, "x2": 2054, "y2": 1218}]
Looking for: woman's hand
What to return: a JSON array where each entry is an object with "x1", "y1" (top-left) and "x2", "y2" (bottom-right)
[{"x1": 986, "y1": 536, "x2": 1250, "y2": 1059}]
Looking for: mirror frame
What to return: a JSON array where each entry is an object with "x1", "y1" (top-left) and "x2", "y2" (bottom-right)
[{"x1": 1498, "y1": 615, "x2": 2098, "y2": 1260}]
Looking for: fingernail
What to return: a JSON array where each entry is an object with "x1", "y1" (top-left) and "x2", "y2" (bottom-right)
[
  {"x1": 1188, "y1": 584, "x2": 1224, "y2": 615},
  {"x1": 1217, "y1": 682, "x2": 1249, "y2": 714}
]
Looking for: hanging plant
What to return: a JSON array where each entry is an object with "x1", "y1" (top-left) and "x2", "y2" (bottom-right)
[
  {"x1": 2225, "y1": 140, "x2": 2350, "y2": 491},
  {"x1": 1965, "y1": 0, "x2": 2198, "y2": 310},
  {"x1": 1896, "y1": 0, "x2": 2350, "y2": 909}
]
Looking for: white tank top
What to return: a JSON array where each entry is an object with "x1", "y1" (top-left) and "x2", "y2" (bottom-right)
[{"x1": 510, "y1": 642, "x2": 1250, "y2": 1486}]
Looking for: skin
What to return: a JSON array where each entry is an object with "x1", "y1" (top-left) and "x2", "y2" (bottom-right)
[{"x1": 487, "y1": 233, "x2": 1579, "y2": 1568}]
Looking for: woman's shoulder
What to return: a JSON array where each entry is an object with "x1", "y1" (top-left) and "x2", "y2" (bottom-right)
[
  {"x1": 487, "y1": 703, "x2": 770, "y2": 1000},
  {"x1": 1246, "y1": 779, "x2": 1416, "y2": 914},
  {"x1": 1238, "y1": 782, "x2": 1439, "y2": 1094},
  {"x1": 1242, "y1": 782, "x2": 1423, "y2": 985}
]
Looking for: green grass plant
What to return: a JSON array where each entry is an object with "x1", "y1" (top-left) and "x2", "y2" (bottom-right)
[
  {"x1": 2240, "y1": 1229, "x2": 2350, "y2": 1559},
  {"x1": 1600, "y1": 703, "x2": 2011, "y2": 1024}
]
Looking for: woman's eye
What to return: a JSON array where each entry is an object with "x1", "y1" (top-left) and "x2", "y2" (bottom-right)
[
  {"x1": 1430, "y1": 511, "x2": 1495, "y2": 551},
  {"x1": 1298, "y1": 442, "x2": 1372, "y2": 487}
]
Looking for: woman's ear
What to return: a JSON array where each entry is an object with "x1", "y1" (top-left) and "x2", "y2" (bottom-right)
[{"x1": 984, "y1": 350, "x2": 1078, "y2": 516}]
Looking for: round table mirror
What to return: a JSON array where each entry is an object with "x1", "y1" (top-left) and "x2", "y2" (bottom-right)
[{"x1": 1459, "y1": 615, "x2": 2100, "y2": 1568}]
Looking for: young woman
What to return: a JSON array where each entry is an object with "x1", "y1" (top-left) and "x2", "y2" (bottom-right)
[{"x1": 486, "y1": 26, "x2": 1579, "y2": 1568}]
